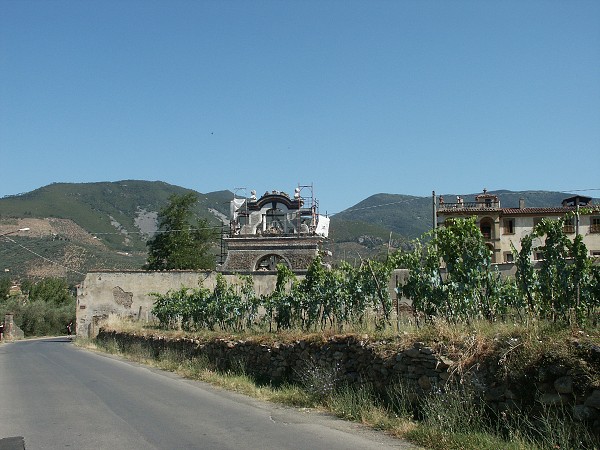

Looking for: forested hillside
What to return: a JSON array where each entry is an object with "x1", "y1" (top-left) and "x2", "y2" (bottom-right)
[
  {"x1": 1, "y1": 181, "x2": 590, "y2": 282},
  {"x1": 0, "y1": 181, "x2": 231, "y2": 283}
]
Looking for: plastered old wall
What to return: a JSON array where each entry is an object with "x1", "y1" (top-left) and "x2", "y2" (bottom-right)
[
  {"x1": 76, "y1": 269, "x2": 411, "y2": 338},
  {"x1": 76, "y1": 271, "x2": 279, "y2": 338}
]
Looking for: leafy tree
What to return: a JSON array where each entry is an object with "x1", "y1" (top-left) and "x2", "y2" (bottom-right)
[
  {"x1": 512, "y1": 234, "x2": 537, "y2": 315},
  {"x1": 19, "y1": 300, "x2": 75, "y2": 336},
  {"x1": 394, "y1": 217, "x2": 509, "y2": 322},
  {"x1": 151, "y1": 274, "x2": 262, "y2": 332},
  {"x1": 266, "y1": 263, "x2": 298, "y2": 331},
  {"x1": 20, "y1": 279, "x2": 33, "y2": 295},
  {"x1": 28, "y1": 277, "x2": 73, "y2": 305},
  {"x1": 0, "y1": 277, "x2": 75, "y2": 336},
  {"x1": 145, "y1": 193, "x2": 218, "y2": 270},
  {"x1": 0, "y1": 276, "x2": 11, "y2": 300},
  {"x1": 514, "y1": 216, "x2": 599, "y2": 325}
]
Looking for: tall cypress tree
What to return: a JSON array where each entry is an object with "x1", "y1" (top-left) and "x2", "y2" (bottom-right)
[{"x1": 145, "y1": 193, "x2": 217, "y2": 270}]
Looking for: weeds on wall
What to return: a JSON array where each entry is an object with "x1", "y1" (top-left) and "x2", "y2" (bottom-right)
[{"x1": 293, "y1": 357, "x2": 341, "y2": 400}]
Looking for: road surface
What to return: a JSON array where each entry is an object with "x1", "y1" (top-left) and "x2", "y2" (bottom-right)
[{"x1": 0, "y1": 338, "x2": 415, "y2": 449}]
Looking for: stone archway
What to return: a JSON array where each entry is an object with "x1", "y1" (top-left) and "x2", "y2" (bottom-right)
[{"x1": 255, "y1": 254, "x2": 290, "y2": 271}]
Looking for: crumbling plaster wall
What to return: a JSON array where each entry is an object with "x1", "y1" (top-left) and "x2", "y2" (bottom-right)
[
  {"x1": 76, "y1": 271, "x2": 281, "y2": 338},
  {"x1": 76, "y1": 269, "x2": 410, "y2": 338}
]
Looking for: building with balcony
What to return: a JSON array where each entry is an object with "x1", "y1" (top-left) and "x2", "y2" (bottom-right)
[
  {"x1": 436, "y1": 189, "x2": 600, "y2": 264},
  {"x1": 218, "y1": 186, "x2": 329, "y2": 273}
]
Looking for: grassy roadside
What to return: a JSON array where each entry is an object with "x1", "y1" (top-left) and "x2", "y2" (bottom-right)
[{"x1": 77, "y1": 318, "x2": 600, "y2": 450}]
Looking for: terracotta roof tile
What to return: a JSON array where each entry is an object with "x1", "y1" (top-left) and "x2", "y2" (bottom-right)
[
  {"x1": 500, "y1": 207, "x2": 573, "y2": 215},
  {"x1": 438, "y1": 205, "x2": 600, "y2": 216},
  {"x1": 501, "y1": 206, "x2": 600, "y2": 215}
]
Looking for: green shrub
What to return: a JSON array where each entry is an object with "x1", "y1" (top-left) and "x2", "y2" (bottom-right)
[{"x1": 0, "y1": 277, "x2": 75, "y2": 336}]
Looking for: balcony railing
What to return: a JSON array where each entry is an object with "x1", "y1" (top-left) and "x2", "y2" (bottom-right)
[{"x1": 438, "y1": 201, "x2": 500, "y2": 211}]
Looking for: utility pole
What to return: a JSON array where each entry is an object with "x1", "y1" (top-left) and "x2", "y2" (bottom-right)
[
  {"x1": 575, "y1": 200, "x2": 580, "y2": 322},
  {"x1": 432, "y1": 191, "x2": 437, "y2": 231}
]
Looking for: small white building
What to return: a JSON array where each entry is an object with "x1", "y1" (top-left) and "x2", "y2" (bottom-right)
[{"x1": 437, "y1": 190, "x2": 600, "y2": 264}]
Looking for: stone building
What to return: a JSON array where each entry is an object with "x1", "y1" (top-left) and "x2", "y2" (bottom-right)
[
  {"x1": 437, "y1": 189, "x2": 600, "y2": 264},
  {"x1": 218, "y1": 186, "x2": 329, "y2": 273}
]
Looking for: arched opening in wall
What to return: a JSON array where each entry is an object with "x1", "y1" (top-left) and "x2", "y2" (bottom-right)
[
  {"x1": 479, "y1": 218, "x2": 494, "y2": 239},
  {"x1": 255, "y1": 254, "x2": 289, "y2": 271}
]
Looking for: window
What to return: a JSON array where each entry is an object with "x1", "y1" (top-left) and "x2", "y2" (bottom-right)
[
  {"x1": 479, "y1": 218, "x2": 494, "y2": 239},
  {"x1": 265, "y1": 208, "x2": 286, "y2": 233},
  {"x1": 238, "y1": 213, "x2": 249, "y2": 227},
  {"x1": 504, "y1": 252, "x2": 514, "y2": 263},
  {"x1": 503, "y1": 218, "x2": 515, "y2": 234},
  {"x1": 562, "y1": 218, "x2": 575, "y2": 234},
  {"x1": 481, "y1": 224, "x2": 492, "y2": 238},
  {"x1": 591, "y1": 217, "x2": 600, "y2": 233},
  {"x1": 591, "y1": 250, "x2": 600, "y2": 258},
  {"x1": 534, "y1": 251, "x2": 544, "y2": 261}
]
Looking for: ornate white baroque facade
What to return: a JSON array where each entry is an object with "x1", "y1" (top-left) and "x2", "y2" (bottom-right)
[{"x1": 219, "y1": 188, "x2": 329, "y2": 273}]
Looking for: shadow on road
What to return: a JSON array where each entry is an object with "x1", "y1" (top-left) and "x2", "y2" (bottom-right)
[{"x1": 0, "y1": 436, "x2": 25, "y2": 450}]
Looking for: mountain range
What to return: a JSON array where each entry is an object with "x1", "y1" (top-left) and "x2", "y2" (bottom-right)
[{"x1": 0, "y1": 180, "x2": 587, "y2": 284}]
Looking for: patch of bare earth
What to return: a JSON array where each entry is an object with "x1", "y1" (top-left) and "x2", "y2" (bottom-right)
[{"x1": 0, "y1": 218, "x2": 104, "y2": 247}]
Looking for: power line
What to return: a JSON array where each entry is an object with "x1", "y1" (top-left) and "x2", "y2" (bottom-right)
[
  {"x1": 2, "y1": 236, "x2": 86, "y2": 276},
  {"x1": 329, "y1": 188, "x2": 600, "y2": 216},
  {"x1": 330, "y1": 197, "x2": 424, "y2": 216},
  {"x1": 88, "y1": 225, "x2": 224, "y2": 238},
  {"x1": 559, "y1": 188, "x2": 600, "y2": 193}
]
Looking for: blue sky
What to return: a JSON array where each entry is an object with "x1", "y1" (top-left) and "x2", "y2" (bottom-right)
[{"x1": 1, "y1": 0, "x2": 599, "y2": 214}]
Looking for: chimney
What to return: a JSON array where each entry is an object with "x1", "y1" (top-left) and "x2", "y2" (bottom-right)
[{"x1": 519, "y1": 198, "x2": 525, "y2": 209}]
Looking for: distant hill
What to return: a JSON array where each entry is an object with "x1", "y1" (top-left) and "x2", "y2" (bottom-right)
[
  {"x1": 1, "y1": 181, "x2": 591, "y2": 282},
  {"x1": 0, "y1": 181, "x2": 232, "y2": 283},
  {"x1": 0, "y1": 180, "x2": 232, "y2": 251},
  {"x1": 331, "y1": 193, "x2": 431, "y2": 242},
  {"x1": 328, "y1": 190, "x2": 596, "y2": 259}
]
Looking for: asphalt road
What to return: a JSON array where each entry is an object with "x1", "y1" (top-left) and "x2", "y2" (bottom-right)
[{"x1": 0, "y1": 338, "x2": 416, "y2": 450}]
